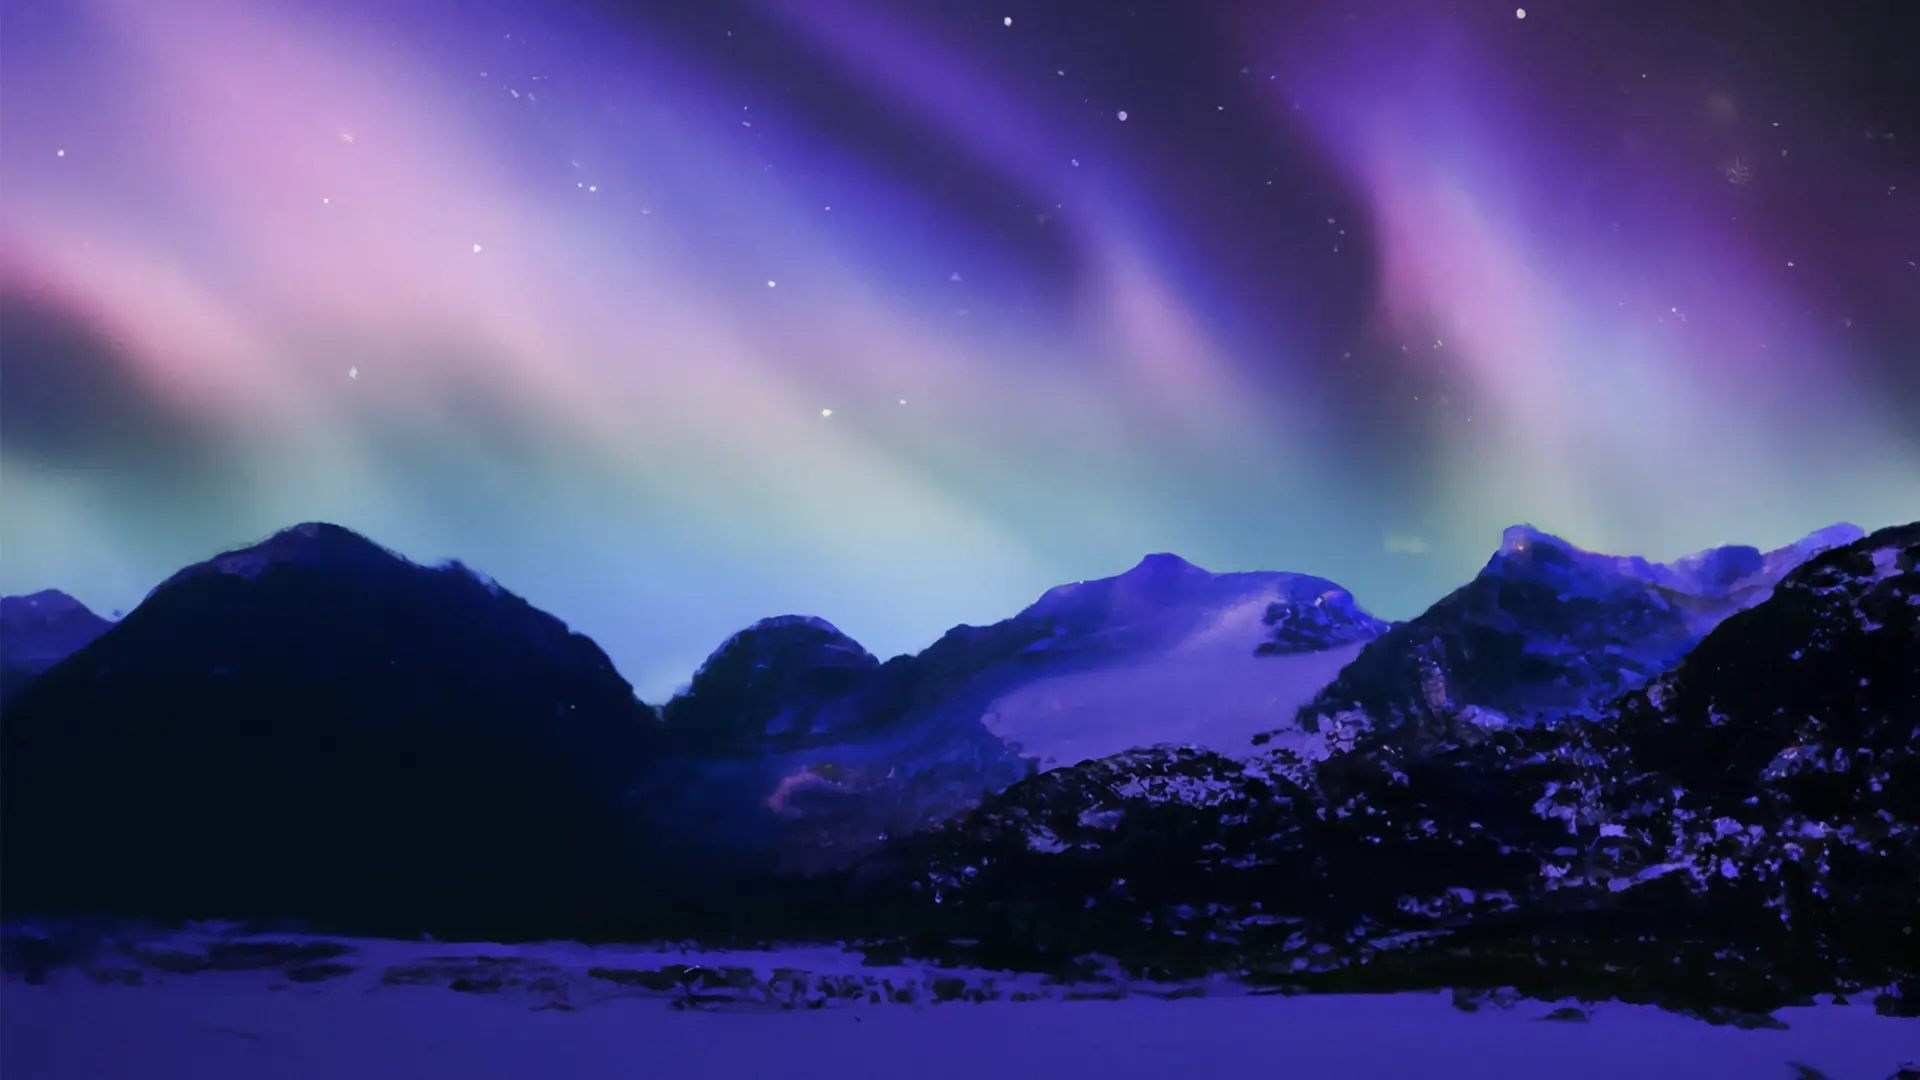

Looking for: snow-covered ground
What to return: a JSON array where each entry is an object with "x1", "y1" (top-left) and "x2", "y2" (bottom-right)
[
  {"x1": 981, "y1": 603, "x2": 1366, "y2": 769},
  {"x1": 4, "y1": 930, "x2": 1916, "y2": 1080}
]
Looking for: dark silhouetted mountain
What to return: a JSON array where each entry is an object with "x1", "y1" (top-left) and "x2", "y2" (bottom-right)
[
  {"x1": 0, "y1": 589, "x2": 113, "y2": 704},
  {"x1": 847, "y1": 522, "x2": 1919, "y2": 1014},
  {"x1": 643, "y1": 614, "x2": 1030, "y2": 877},
  {"x1": 1290, "y1": 523, "x2": 1865, "y2": 748},
  {"x1": 0, "y1": 523, "x2": 661, "y2": 941},
  {"x1": 661, "y1": 615, "x2": 881, "y2": 756}
]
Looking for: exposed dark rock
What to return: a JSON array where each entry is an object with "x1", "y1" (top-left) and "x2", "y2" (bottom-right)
[
  {"x1": 285, "y1": 962, "x2": 358, "y2": 983},
  {"x1": 128, "y1": 940, "x2": 355, "y2": 975},
  {"x1": 587, "y1": 966, "x2": 685, "y2": 991},
  {"x1": 836, "y1": 523, "x2": 1920, "y2": 1016},
  {"x1": 1255, "y1": 585, "x2": 1389, "y2": 655}
]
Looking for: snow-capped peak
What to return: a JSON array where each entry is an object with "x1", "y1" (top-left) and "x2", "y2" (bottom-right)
[
  {"x1": 1781, "y1": 522, "x2": 1868, "y2": 559},
  {"x1": 1489, "y1": 521, "x2": 1868, "y2": 602},
  {"x1": 1020, "y1": 553, "x2": 1369, "y2": 633}
]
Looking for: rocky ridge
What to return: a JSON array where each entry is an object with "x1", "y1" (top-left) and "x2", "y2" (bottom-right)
[
  {"x1": 1290, "y1": 523, "x2": 1867, "y2": 747},
  {"x1": 843, "y1": 523, "x2": 1920, "y2": 1018}
]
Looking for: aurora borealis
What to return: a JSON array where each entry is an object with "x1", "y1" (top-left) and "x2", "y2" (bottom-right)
[{"x1": 3, "y1": 0, "x2": 1915, "y2": 697}]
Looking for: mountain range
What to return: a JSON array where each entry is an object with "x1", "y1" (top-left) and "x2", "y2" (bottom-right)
[
  {"x1": 1288, "y1": 522, "x2": 1868, "y2": 751},
  {"x1": 845, "y1": 521, "x2": 1919, "y2": 1015},
  {"x1": 2, "y1": 517, "x2": 1913, "y2": 1017}
]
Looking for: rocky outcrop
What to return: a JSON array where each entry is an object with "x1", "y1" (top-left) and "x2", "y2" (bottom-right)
[{"x1": 847, "y1": 523, "x2": 1920, "y2": 1015}]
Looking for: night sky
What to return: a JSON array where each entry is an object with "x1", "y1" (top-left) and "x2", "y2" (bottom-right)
[{"x1": 4, "y1": 0, "x2": 1916, "y2": 699}]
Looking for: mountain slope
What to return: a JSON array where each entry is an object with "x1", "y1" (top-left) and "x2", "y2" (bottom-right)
[
  {"x1": 0, "y1": 523, "x2": 661, "y2": 940},
  {"x1": 0, "y1": 589, "x2": 113, "y2": 703},
  {"x1": 1291, "y1": 523, "x2": 1865, "y2": 746},
  {"x1": 1587, "y1": 521, "x2": 1920, "y2": 992},
  {"x1": 649, "y1": 555, "x2": 1385, "y2": 872},
  {"x1": 846, "y1": 522, "x2": 1920, "y2": 1013},
  {"x1": 863, "y1": 553, "x2": 1387, "y2": 770}
]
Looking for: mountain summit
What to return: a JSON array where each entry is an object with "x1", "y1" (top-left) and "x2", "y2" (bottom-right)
[
  {"x1": 662, "y1": 615, "x2": 881, "y2": 755},
  {"x1": 1293, "y1": 522, "x2": 1866, "y2": 747},
  {"x1": 149, "y1": 521, "x2": 408, "y2": 590},
  {"x1": 1022, "y1": 554, "x2": 1386, "y2": 658}
]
